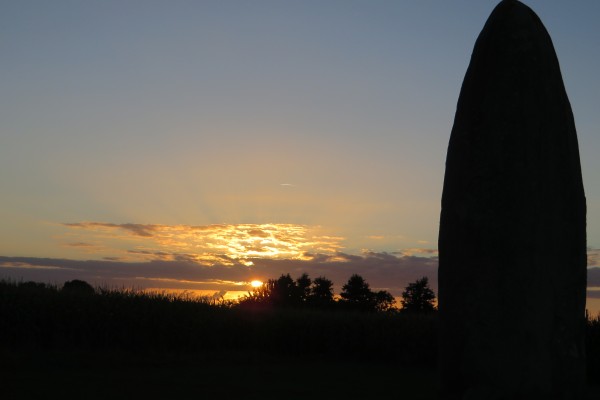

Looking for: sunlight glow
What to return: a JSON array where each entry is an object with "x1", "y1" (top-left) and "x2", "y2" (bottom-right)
[{"x1": 250, "y1": 280, "x2": 263, "y2": 288}]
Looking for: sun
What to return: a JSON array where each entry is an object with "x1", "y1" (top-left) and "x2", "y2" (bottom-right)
[{"x1": 250, "y1": 280, "x2": 263, "y2": 288}]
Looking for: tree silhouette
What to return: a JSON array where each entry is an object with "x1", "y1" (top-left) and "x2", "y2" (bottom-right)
[
  {"x1": 374, "y1": 290, "x2": 396, "y2": 312},
  {"x1": 271, "y1": 274, "x2": 296, "y2": 306},
  {"x1": 309, "y1": 276, "x2": 334, "y2": 307},
  {"x1": 295, "y1": 273, "x2": 312, "y2": 303},
  {"x1": 241, "y1": 273, "x2": 397, "y2": 312},
  {"x1": 400, "y1": 277, "x2": 436, "y2": 313},
  {"x1": 340, "y1": 274, "x2": 373, "y2": 306},
  {"x1": 240, "y1": 273, "x2": 310, "y2": 308},
  {"x1": 340, "y1": 274, "x2": 397, "y2": 312}
]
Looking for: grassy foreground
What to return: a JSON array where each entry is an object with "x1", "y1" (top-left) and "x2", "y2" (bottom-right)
[
  {"x1": 1, "y1": 279, "x2": 438, "y2": 398},
  {"x1": 2, "y1": 350, "x2": 437, "y2": 399},
  {"x1": 1, "y1": 280, "x2": 599, "y2": 398},
  {"x1": 0, "y1": 280, "x2": 437, "y2": 364}
]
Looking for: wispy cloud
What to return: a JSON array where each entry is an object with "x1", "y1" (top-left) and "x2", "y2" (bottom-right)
[
  {"x1": 65, "y1": 222, "x2": 158, "y2": 237},
  {"x1": 64, "y1": 242, "x2": 96, "y2": 248},
  {"x1": 61, "y1": 242, "x2": 104, "y2": 255},
  {"x1": 395, "y1": 248, "x2": 439, "y2": 257},
  {"x1": 0, "y1": 260, "x2": 74, "y2": 271}
]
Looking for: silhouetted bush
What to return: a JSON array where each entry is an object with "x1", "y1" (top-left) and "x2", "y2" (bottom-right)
[{"x1": 62, "y1": 280, "x2": 95, "y2": 296}]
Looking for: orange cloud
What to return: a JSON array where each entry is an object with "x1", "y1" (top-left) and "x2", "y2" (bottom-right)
[
  {"x1": 398, "y1": 248, "x2": 439, "y2": 257},
  {"x1": 62, "y1": 222, "x2": 345, "y2": 264}
]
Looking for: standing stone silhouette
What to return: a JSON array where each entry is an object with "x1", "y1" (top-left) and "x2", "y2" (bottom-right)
[{"x1": 438, "y1": 1, "x2": 587, "y2": 399}]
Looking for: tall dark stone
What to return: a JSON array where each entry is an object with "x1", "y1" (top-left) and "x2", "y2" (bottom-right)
[{"x1": 438, "y1": 1, "x2": 587, "y2": 398}]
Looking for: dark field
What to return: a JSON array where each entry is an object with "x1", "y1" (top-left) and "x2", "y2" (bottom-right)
[
  {"x1": 1, "y1": 280, "x2": 599, "y2": 399},
  {"x1": 3, "y1": 351, "x2": 437, "y2": 399}
]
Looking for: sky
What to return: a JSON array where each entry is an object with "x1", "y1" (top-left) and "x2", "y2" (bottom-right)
[{"x1": 1, "y1": 1, "x2": 599, "y2": 310}]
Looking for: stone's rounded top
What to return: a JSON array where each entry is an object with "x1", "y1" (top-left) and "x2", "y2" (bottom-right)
[
  {"x1": 472, "y1": 0, "x2": 555, "y2": 66},
  {"x1": 488, "y1": 0, "x2": 541, "y2": 27},
  {"x1": 443, "y1": 0, "x2": 582, "y2": 200},
  {"x1": 491, "y1": 1, "x2": 535, "y2": 19}
]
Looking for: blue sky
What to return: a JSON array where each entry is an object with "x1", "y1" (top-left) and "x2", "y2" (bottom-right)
[{"x1": 1, "y1": 1, "x2": 599, "y2": 308}]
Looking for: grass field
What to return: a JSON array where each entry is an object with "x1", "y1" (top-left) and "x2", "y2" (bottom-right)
[{"x1": 1, "y1": 279, "x2": 599, "y2": 399}]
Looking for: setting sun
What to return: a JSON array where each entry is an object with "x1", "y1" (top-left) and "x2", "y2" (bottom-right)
[{"x1": 250, "y1": 280, "x2": 263, "y2": 288}]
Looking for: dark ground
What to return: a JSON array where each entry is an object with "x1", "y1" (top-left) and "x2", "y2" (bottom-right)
[
  {"x1": 3, "y1": 351, "x2": 599, "y2": 399},
  {"x1": 2, "y1": 351, "x2": 437, "y2": 399},
  {"x1": 2, "y1": 282, "x2": 599, "y2": 399}
]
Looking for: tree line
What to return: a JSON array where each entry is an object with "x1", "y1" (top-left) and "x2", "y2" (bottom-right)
[
  {"x1": 11, "y1": 274, "x2": 438, "y2": 313},
  {"x1": 239, "y1": 273, "x2": 437, "y2": 314}
]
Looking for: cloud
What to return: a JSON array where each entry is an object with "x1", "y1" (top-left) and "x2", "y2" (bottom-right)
[
  {"x1": 65, "y1": 222, "x2": 158, "y2": 237},
  {"x1": 0, "y1": 260, "x2": 74, "y2": 271},
  {"x1": 0, "y1": 256, "x2": 246, "y2": 290},
  {"x1": 587, "y1": 288, "x2": 600, "y2": 299},
  {"x1": 587, "y1": 267, "x2": 600, "y2": 287},
  {"x1": 61, "y1": 221, "x2": 345, "y2": 264},
  {"x1": 396, "y1": 248, "x2": 439, "y2": 257},
  {"x1": 0, "y1": 252, "x2": 437, "y2": 298},
  {"x1": 64, "y1": 242, "x2": 96, "y2": 248},
  {"x1": 588, "y1": 248, "x2": 600, "y2": 268},
  {"x1": 3, "y1": 254, "x2": 600, "y2": 303},
  {"x1": 61, "y1": 242, "x2": 105, "y2": 255},
  {"x1": 14, "y1": 223, "x2": 600, "y2": 302},
  {"x1": 253, "y1": 251, "x2": 439, "y2": 294},
  {"x1": 367, "y1": 235, "x2": 385, "y2": 240}
]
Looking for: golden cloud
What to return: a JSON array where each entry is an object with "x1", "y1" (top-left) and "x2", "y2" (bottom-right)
[{"x1": 62, "y1": 222, "x2": 345, "y2": 264}]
